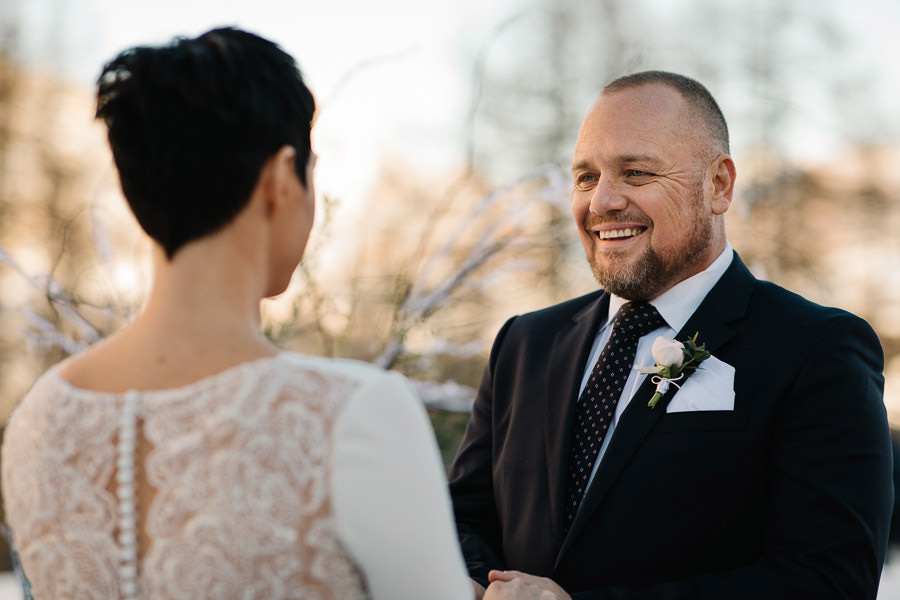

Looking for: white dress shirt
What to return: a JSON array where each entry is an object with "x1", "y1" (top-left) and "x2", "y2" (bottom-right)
[{"x1": 580, "y1": 244, "x2": 735, "y2": 488}]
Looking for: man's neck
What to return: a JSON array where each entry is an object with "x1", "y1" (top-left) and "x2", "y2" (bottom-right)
[{"x1": 607, "y1": 243, "x2": 734, "y2": 332}]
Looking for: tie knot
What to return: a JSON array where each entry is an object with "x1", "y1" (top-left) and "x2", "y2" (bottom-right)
[{"x1": 611, "y1": 302, "x2": 664, "y2": 341}]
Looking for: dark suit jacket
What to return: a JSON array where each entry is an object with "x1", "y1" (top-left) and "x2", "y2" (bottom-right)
[{"x1": 448, "y1": 254, "x2": 893, "y2": 599}]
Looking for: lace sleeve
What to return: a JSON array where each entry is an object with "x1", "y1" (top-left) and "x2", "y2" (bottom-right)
[{"x1": 331, "y1": 372, "x2": 472, "y2": 600}]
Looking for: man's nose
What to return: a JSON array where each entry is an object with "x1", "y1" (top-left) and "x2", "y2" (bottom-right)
[{"x1": 589, "y1": 176, "x2": 628, "y2": 215}]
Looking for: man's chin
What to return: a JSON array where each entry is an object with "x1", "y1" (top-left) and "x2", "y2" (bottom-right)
[
  {"x1": 589, "y1": 254, "x2": 662, "y2": 302},
  {"x1": 591, "y1": 271, "x2": 651, "y2": 301},
  {"x1": 594, "y1": 279, "x2": 654, "y2": 302}
]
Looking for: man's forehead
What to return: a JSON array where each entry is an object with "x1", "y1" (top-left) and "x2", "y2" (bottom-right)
[
  {"x1": 575, "y1": 123, "x2": 666, "y2": 146},
  {"x1": 573, "y1": 126, "x2": 669, "y2": 161},
  {"x1": 574, "y1": 87, "x2": 689, "y2": 157}
]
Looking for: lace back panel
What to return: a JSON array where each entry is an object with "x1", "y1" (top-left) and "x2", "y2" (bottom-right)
[{"x1": 2, "y1": 355, "x2": 369, "y2": 600}]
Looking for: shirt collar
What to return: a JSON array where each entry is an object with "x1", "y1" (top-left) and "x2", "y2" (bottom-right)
[{"x1": 606, "y1": 243, "x2": 734, "y2": 332}]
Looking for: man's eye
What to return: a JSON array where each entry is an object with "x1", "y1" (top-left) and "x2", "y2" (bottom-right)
[
  {"x1": 575, "y1": 174, "x2": 597, "y2": 187},
  {"x1": 627, "y1": 170, "x2": 651, "y2": 177}
]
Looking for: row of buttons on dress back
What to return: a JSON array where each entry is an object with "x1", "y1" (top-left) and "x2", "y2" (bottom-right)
[{"x1": 117, "y1": 390, "x2": 140, "y2": 599}]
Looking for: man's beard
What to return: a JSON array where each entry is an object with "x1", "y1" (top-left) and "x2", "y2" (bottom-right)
[{"x1": 585, "y1": 188, "x2": 712, "y2": 302}]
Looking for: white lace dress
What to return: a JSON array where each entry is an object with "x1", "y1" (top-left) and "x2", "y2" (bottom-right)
[{"x1": 1, "y1": 353, "x2": 471, "y2": 600}]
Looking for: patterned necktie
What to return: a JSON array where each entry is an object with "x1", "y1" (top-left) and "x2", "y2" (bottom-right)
[{"x1": 565, "y1": 301, "x2": 664, "y2": 528}]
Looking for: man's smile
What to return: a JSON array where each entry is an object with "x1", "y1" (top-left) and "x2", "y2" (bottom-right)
[{"x1": 593, "y1": 226, "x2": 647, "y2": 241}]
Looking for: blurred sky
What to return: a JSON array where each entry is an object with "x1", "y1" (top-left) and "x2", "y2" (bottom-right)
[
  {"x1": 3, "y1": 0, "x2": 520, "y2": 201},
  {"x1": 3, "y1": 0, "x2": 899, "y2": 201}
]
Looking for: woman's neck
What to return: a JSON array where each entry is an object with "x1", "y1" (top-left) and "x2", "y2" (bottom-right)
[
  {"x1": 59, "y1": 236, "x2": 281, "y2": 392},
  {"x1": 139, "y1": 237, "x2": 276, "y2": 356}
]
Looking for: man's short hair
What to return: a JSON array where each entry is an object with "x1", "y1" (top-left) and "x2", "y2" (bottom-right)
[
  {"x1": 603, "y1": 71, "x2": 729, "y2": 158},
  {"x1": 96, "y1": 27, "x2": 316, "y2": 259}
]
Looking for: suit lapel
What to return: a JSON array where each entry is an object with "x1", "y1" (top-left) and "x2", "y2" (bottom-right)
[
  {"x1": 555, "y1": 255, "x2": 758, "y2": 564},
  {"x1": 543, "y1": 292, "x2": 611, "y2": 553}
]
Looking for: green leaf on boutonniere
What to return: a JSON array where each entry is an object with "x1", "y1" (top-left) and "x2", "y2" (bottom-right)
[{"x1": 641, "y1": 332, "x2": 711, "y2": 409}]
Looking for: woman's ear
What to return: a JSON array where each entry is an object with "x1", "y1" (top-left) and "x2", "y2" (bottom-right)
[{"x1": 262, "y1": 145, "x2": 298, "y2": 218}]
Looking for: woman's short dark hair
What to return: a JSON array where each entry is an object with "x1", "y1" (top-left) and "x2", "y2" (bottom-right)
[{"x1": 96, "y1": 27, "x2": 316, "y2": 259}]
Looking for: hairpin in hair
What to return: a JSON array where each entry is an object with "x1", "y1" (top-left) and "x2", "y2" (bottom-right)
[{"x1": 100, "y1": 67, "x2": 132, "y2": 88}]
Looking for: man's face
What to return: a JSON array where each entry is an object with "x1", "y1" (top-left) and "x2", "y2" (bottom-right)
[{"x1": 571, "y1": 84, "x2": 728, "y2": 301}]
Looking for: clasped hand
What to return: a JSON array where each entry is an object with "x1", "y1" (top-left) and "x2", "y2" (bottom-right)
[{"x1": 476, "y1": 570, "x2": 572, "y2": 600}]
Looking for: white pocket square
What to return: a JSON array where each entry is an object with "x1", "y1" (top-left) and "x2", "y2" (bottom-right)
[{"x1": 665, "y1": 354, "x2": 735, "y2": 413}]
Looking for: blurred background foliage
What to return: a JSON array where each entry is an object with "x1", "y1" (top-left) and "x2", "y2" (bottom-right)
[{"x1": 1, "y1": 0, "x2": 899, "y2": 469}]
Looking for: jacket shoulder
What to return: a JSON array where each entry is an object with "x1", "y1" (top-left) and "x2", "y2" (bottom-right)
[
  {"x1": 488, "y1": 290, "x2": 606, "y2": 355},
  {"x1": 750, "y1": 279, "x2": 874, "y2": 335},
  {"x1": 514, "y1": 290, "x2": 606, "y2": 325}
]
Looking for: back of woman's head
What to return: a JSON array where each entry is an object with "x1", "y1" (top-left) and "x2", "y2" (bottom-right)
[{"x1": 96, "y1": 27, "x2": 316, "y2": 259}]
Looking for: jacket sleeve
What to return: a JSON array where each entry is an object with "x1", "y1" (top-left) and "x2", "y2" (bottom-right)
[
  {"x1": 570, "y1": 314, "x2": 894, "y2": 600},
  {"x1": 447, "y1": 318, "x2": 517, "y2": 588}
]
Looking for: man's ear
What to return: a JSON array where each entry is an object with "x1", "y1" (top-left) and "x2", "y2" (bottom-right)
[
  {"x1": 263, "y1": 145, "x2": 298, "y2": 218},
  {"x1": 709, "y1": 154, "x2": 736, "y2": 216}
]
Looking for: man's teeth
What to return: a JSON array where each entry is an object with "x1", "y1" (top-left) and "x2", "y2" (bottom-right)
[{"x1": 596, "y1": 227, "x2": 642, "y2": 240}]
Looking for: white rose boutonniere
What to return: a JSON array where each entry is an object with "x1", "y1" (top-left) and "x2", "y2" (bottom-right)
[{"x1": 636, "y1": 332, "x2": 711, "y2": 408}]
